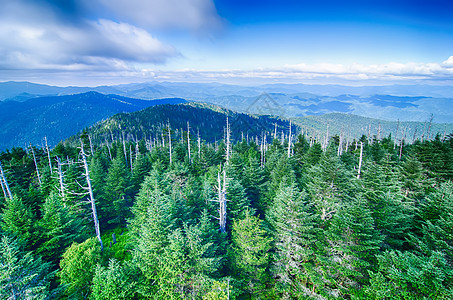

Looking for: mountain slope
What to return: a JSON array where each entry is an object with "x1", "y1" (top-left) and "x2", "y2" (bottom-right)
[
  {"x1": 0, "y1": 92, "x2": 186, "y2": 150},
  {"x1": 69, "y1": 102, "x2": 291, "y2": 146}
]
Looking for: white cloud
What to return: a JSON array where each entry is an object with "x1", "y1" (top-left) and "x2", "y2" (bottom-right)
[
  {"x1": 96, "y1": 0, "x2": 224, "y2": 34},
  {"x1": 0, "y1": 1, "x2": 178, "y2": 71},
  {"x1": 443, "y1": 56, "x2": 453, "y2": 67}
]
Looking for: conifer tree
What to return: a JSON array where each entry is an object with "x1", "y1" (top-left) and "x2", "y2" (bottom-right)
[
  {"x1": 91, "y1": 259, "x2": 136, "y2": 300},
  {"x1": 103, "y1": 156, "x2": 130, "y2": 226},
  {"x1": 0, "y1": 235, "x2": 55, "y2": 300},
  {"x1": 37, "y1": 192, "x2": 87, "y2": 262},
  {"x1": 1, "y1": 195, "x2": 35, "y2": 242},
  {"x1": 266, "y1": 184, "x2": 322, "y2": 298},
  {"x1": 59, "y1": 238, "x2": 103, "y2": 299},
  {"x1": 230, "y1": 210, "x2": 272, "y2": 298}
]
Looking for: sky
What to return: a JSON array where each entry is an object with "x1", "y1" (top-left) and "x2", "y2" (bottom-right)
[{"x1": 0, "y1": 0, "x2": 453, "y2": 86}]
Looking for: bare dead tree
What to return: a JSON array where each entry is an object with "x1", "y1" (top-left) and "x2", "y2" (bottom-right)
[
  {"x1": 0, "y1": 161, "x2": 13, "y2": 200},
  {"x1": 187, "y1": 121, "x2": 191, "y2": 162},
  {"x1": 168, "y1": 121, "x2": 172, "y2": 164},
  {"x1": 197, "y1": 128, "x2": 201, "y2": 159},
  {"x1": 88, "y1": 135, "x2": 94, "y2": 155},
  {"x1": 135, "y1": 142, "x2": 140, "y2": 164},
  {"x1": 210, "y1": 168, "x2": 228, "y2": 233},
  {"x1": 129, "y1": 145, "x2": 133, "y2": 173},
  {"x1": 337, "y1": 130, "x2": 343, "y2": 156},
  {"x1": 0, "y1": 174, "x2": 7, "y2": 200},
  {"x1": 56, "y1": 157, "x2": 66, "y2": 200},
  {"x1": 45, "y1": 136, "x2": 53, "y2": 174},
  {"x1": 30, "y1": 145, "x2": 42, "y2": 185},
  {"x1": 80, "y1": 141, "x2": 103, "y2": 251},
  {"x1": 274, "y1": 122, "x2": 278, "y2": 140},
  {"x1": 377, "y1": 122, "x2": 381, "y2": 141},
  {"x1": 217, "y1": 169, "x2": 227, "y2": 233},
  {"x1": 225, "y1": 117, "x2": 231, "y2": 164},
  {"x1": 287, "y1": 120, "x2": 292, "y2": 158},
  {"x1": 122, "y1": 133, "x2": 128, "y2": 166},
  {"x1": 399, "y1": 128, "x2": 406, "y2": 160},
  {"x1": 105, "y1": 138, "x2": 113, "y2": 161},
  {"x1": 357, "y1": 142, "x2": 363, "y2": 179}
]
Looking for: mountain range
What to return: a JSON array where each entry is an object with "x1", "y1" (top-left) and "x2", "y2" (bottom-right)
[
  {"x1": 1, "y1": 81, "x2": 452, "y2": 123},
  {"x1": 0, "y1": 81, "x2": 452, "y2": 151}
]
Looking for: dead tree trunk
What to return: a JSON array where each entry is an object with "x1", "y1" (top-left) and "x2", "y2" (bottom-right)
[
  {"x1": 218, "y1": 169, "x2": 227, "y2": 233},
  {"x1": 122, "y1": 133, "x2": 128, "y2": 166},
  {"x1": 56, "y1": 157, "x2": 65, "y2": 200},
  {"x1": 45, "y1": 136, "x2": 53, "y2": 174},
  {"x1": 274, "y1": 123, "x2": 278, "y2": 140},
  {"x1": 80, "y1": 142, "x2": 103, "y2": 251},
  {"x1": 357, "y1": 142, "x2": 363, "y2": 179},
  {"x1": 399, "y1": 128, "x2": 406, "y2": 160},
  {"x1": 187, "y1": 121, "x2": 191, "y2": 162},
  {"x1": 287, "y1": 120, "x2": 292, "y2": 158},
  {"x1": 129, "y1": 145, "x2": 133, "y2": 173},
  {"x1": 88, "y1": 135, "x2": 94, "y2": 155},
  {"x1": 197, "y1": 129, "x2": 201, "y2": 159},
  {"x1": 225, "y1": 117, "x2": 231, "y2": 164},
  {"x1": 0, "y1": 161, "x2": 13, "y2": 200},
  {"x1": 30, "y1": 145, "x2": 42, "y2": 185},
  {"x1": 210, "y1": 168, "x2": 228, "y2": 233},
  {"x1": 395, "y1": 119, "x2": 400, "y2": 149},
  {"x1": 427, "y1": 114, "x2": 434, "y2": 140},
  {"x1": 168, "y1": 122, "x2": 172, "y2": 164},
  {"x1": 0, "y1": 175, "x2": 7, "y2": 200}
]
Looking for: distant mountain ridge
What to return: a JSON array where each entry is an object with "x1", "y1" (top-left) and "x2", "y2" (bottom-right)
[
  {"x1": 0, "y1": 91, "x2": 186, "y2": 150},
  {"x1": 1, "y1": 81, "x2": 452, "y2": 124}
]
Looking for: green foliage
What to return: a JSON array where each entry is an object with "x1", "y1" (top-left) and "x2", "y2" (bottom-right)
[
  {"x1": 1, "y1": 194, "x2": 35, "y2": 242},
  {"x1": 203, "y1": 280, "x2": 233, "y2": 300},
  {"x1": 37, "y1": 192, "x2": 88, "y2": 262},
  {"x1": 58, "y1": 238, "x2": 103, "y2": 299},
  {"x1": 90, "y1": 259, "x2": 136, "y2": 300},
  {"x1": 365, "y1": 250, "x2": 453, "y2": 299},
  {"x1": 0, "y1": 235, "x2": 56, "y2": 299},
  {"x1": 230, "y1": 210, "x2": 272, "y2": 298},
  {"x1": 267, "y1": 184, "x2": 322, "y2": 298}
]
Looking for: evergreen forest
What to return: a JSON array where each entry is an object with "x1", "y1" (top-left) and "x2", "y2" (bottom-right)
[{"x1": 1, "y1": 105, "x2": 453, "y2": 299}]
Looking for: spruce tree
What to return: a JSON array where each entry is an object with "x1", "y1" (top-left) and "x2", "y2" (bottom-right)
[
  {"x1": 230, "y1": 210, "x2": 272, "y2": 298},
  {"x1": 266, "y1": 183, "x2": 322, "y2": 299},
  {"x1": 0, "y1": 235, "x2": 55, "y2": 299}
]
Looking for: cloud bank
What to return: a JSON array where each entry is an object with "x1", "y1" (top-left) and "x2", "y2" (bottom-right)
[{"x1": 0, "y1": 0, "x2": 222, "y2": 72}]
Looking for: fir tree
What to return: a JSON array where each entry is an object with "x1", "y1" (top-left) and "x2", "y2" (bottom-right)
[
  {"x1": 266, "y1": 184, "x2": 322, "y2": 299},
  {"x1": 230, "y1": 210, "x2": 272, "y2": 298},
  {"x1": 0, "y1": 235, "x2": 56, "y2": 300}
]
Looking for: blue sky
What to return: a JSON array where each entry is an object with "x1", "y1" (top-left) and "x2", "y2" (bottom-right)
[{"x1": 0, "y1": 0, "x2": 452, "y2": 86}]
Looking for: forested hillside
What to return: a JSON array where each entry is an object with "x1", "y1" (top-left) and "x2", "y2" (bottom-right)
[
  {"x1": 1, "y1": 108, "x2": 453, "y2": 299},
  {"x1": 0, "y1": 92, "x2": 186, "y2": 150},
  {"x1": 70, "y1": 102, "x2": 290, "y2": 146}
]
